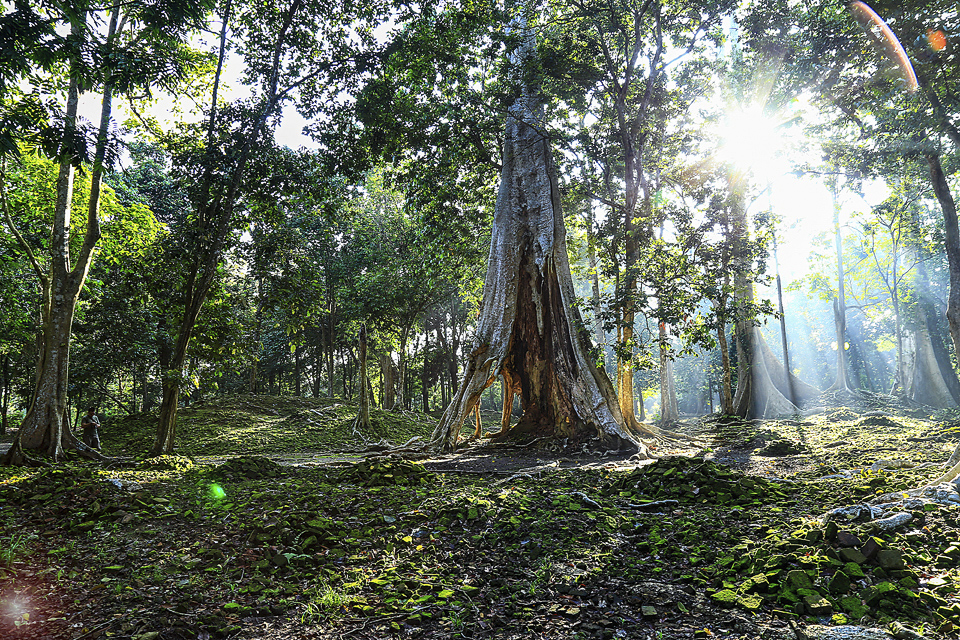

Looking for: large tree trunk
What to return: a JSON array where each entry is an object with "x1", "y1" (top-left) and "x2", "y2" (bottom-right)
[
  {"x1": 729, "y1": 188, "x2": 820, "y2": 419},
  {"x1": 380, "y1": 353, "x2": 397, "y2": 410},
  {"x1": 431, "y1": 19, "x2": 649, "y2": 455},
  {"x1": 907, "y1": 304, "x2": 957, "y2": 408},
  {"x1": 658, "y1": 322, "x2": 679, "y2": 424},
  {"x1": 927, "y1": 152, "x2": 960, "y2": 363}
]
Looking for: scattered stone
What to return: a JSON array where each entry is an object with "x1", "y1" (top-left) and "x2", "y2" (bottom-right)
[
  {"x1": 825, "y1": 505, "x2": 874, "y2": 524},
  {"x1": 862, "y1": 581, "x2": 898, "y2": 606},
  {"x1": 839, "y1": 596, "x2": 868, "y2": 620},
  {"x1": 346, "y1": 458, "x2": 433, "y2": 486},
  {"x1": 604, "y1": 457, "x2": 786, "y2": 506},
  {"x1": 710, "y1": 589, "x2": 738, "y2": 608},
  {"x1": 836, "y1": 531, "x2": 862, "y2": 547},
  {"x1": 786, "y1": 570, "x2": 813, "y2": 590},
  {"x1": 828, "y1": 571, "x2": 851, "y2": 594},
  {"x1": 106, "y1": 478, "x2": 144, "y2": 492},
  {"x1": 843, "y1": 562, "x2": 865, "y2": 578},
  {"x1": 824, "y1": 521, "x2": 839, "y2": 540},
  {"x1": 756, "y1": 439, "x2": 808, "y2": 456},
  {"x1": 943, "y1": 545, "x2": 960, "y2": 561},
  {"x1": 803, "y1": 595, "x2": 833, "y2": 616},
  {"x1": 860, "y1": 537, "x2": 883, "y2": 560},
  {"x1": 738, "y1": 593, "x2": 763, "y2": 611},
  {"x1": 839, "y1": 548, "x2": 867, "y2": 565},
  {"x1": 876, "y1": 549, "x2": 905, "y2": 571},
  {"x1": 743, "y1": 573, "x2": 769, "y2": 593}
]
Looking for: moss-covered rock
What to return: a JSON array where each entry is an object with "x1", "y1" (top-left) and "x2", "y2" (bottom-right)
[
  {"x1": 828, "y1": 571, "x2": 851, "y2": 594},
  {"x1": 710, "y1": 589, "x2": 738, "y2": 608},
  {"x1": 840, "y1": 595, "x2": 868, "y2": 619},
  {"x1": 215, "y1": 455, "x2": 284, "y2": 479},
  {"x1": 345, "y1": 458, "x2": 433, "y2": 486}
]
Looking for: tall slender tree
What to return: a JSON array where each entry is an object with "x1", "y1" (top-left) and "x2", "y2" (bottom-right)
[{"x1": 1, "y1": 0, "x2": 210, "y2": 463}]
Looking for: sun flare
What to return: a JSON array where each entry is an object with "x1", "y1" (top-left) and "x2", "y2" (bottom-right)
[{"x1": 717, "y1": 106, "x2": 787, "y2": 181}]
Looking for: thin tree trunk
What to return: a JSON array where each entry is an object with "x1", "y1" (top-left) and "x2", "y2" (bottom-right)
[
  {"x1": 381, "y1": 353, "x2": 396, "y2": 410},
  {"x1": 0, "y1": 354, "x2": 8, "y2": 436},
  {"x1": 327, "y1": 301, "x2": 335, "y2": 397},
  {"x1": 422, "y1": 327, "x2": 430, "y2": 412},
  {"x1": 588, "y1": 208, "x2": 604, "y2": 351},
  {"x1": 772, "y1": 234, "x2": 795, "y2": 404},
  {"x1": 829, "y1": 180, "x2": 854, "y2": 392},
  {"x1": 294, "y1": 342, "x2": 302, "y2": 396},
  {"x1": 716, "y1": 314, "x2": 734, "y2": 414},
  {"x1": 355, "y1": 324, "x2": 371, "y2": 430},
  {"x1": 5, "y1": 7, "x2": 117, "y2": 462}
]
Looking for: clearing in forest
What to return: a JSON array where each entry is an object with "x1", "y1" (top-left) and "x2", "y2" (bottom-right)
[{"x1": 2, "y1": 393, "x2": 960, "y2": 640}]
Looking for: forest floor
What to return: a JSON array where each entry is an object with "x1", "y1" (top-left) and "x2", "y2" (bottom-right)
[{"x1": 2, "y1": 392, "x2": 960, "y2": 640}]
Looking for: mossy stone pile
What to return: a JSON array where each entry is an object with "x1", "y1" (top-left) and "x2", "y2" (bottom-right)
[
  {"x1": 139, "y1": 455, "x2": 195, "y2": 472},
  {"x1": 346, "y1": 459, "x2": 433, "y2": 487},
  {"x1": 604, "y1": 457, "x2": 787, "y2": 506},
  {"x1": 707, "y1": 518, "x2": 960, "y2": 632},
  {"x1": 216, "y1": 455, "x2": 284, "y2": 479}
]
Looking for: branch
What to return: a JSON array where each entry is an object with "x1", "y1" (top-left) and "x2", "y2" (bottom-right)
[{"x1": 0, "y1": 158, "x2": 48, "y2": 285}]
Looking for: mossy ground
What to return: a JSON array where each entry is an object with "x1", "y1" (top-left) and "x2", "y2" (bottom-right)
[{"x1": 1, "y1": 394, "x2": 960, "y2": 639}]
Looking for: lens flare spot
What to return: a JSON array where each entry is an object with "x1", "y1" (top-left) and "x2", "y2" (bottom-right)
[
  {"x1": 207, "y1": 483, "x2": 226, "y2": 501},
  {"x1": 927, "y1": 28, "x2": 947, "y2": 52},
  {"x1": 849, "y1": 1, "x2": 918, "y2": 93}
]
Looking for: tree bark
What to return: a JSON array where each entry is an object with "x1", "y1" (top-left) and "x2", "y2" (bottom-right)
[
  {"x1": 380, "y1": 353, "x2": 396, "y2": 410},
  {"x1": 0, "y1": 354, "x2": 8, "y2": 436},
  {"x1": 658, "y1": 322, "x2": 679, "y2": 423},
  {"x1": 431, "y1": 17, "x2": 649, "y2": 455},
  {"x1": 355, "y1": 324, "x2": 371, "y2": 430},
  {"x1": 729, "y1": 186, "x2": 820, "y2": 419},
  {"x1": 828, "y1": 180, "x2": 856, "y2": 393},
  {"x1": 772, "y1": 235, "x2": 794, "y2": 403},
  {"x1": 927, "y1": 152, "x2": 960, "y2": 362},
  {"x1": 907, "y1": 303, "x2": 957, "y2": 408}
]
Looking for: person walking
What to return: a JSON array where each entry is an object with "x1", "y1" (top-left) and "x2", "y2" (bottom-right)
[{"x1": 81, "y1": 407, "x2": 101, "y2": 451}]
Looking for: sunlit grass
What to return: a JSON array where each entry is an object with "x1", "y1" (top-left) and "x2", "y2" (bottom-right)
[{"x1": 0, "y1": 533, "x2": 29, "y2": 568}]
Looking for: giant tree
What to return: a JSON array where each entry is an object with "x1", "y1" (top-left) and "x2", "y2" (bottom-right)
[{"x1": 430, "y1": 11, "x2": 647, "y2": 454}]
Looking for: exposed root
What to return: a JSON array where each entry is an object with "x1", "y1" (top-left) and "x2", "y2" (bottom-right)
[
  {"x1": 636, "y1": 422, "x2": 707, "y2": 447},
  {"x1": 2, "y1": 431, "x2": 112, "y2": 466},
  {"x1": 925, "y1": 456, "x2": 960, "y2": 487},
  {"x1": 946, "y1": 440, "x2": 960, "y2": 468},
  {"x1": 1, "y1": 435, "x2": 51, "y2": 467}
]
